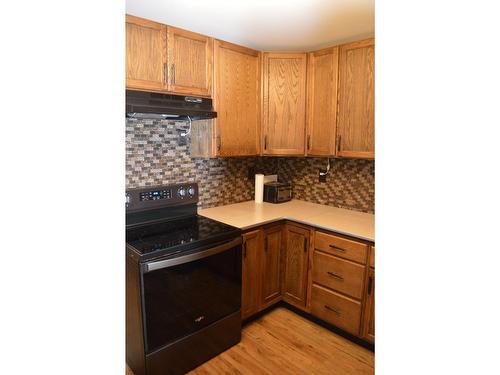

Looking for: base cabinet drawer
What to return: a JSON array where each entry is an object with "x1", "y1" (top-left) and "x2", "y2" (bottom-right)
[
  {"x1": 314, "y1": 231, "x2": 368, "y2": 264},
  {"x1": 312, "y1": 251, "x2": 365, "y2": 299},
  {"x1": 311, "y1": 284, "x2": 361, "y2": 335}
]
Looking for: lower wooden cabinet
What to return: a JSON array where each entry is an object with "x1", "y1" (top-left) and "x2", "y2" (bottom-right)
[
  {"x1": 241, "y1": 230, "x2": 262, "y2": 320},
  {"x1": 283, "y1": 224, "x2": 310, "y2": 309},
  {"x1": 240, "y1": 223, "x2": 375, "y2": 345},
  {"x1": 261, "y1": 226, "x2": 283, "y2": 307},
  {"x1": 362, "y1": 264, "x2": 375, "y2": 343}
]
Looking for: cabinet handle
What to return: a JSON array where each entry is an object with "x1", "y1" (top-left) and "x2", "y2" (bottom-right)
[
  {"x1": 264, "y1": 135, "x2": 268, "y2": 150},
  {"x1": 368, "y1": 276, "x2": 373, "y2": 295},
  {"x1": 303, "y1": 237, "x2": 308, "y2": 252},
  {"x1": 327, "y1": 271, "x2": 344, "y2": 281},
  {"x1": 264, "y1": 237, "x2": 268, "y2": 252},
  {"x1": 243, "y1": 241, "x2": 247, "y2": 258},
  {"x1": 217, "y1": 136, "x2": 221, "y2": 152},
  {"x1": 307, "y1": 135, "x2": 311, "y2": 150},
  {"x1": 336, "y1": 135, "x2": 341, "y2": 153},
  {"x1": 328, "y1": 244, "x2": 346, "y2": 253},
  {"x1": 324, "y1": 305, "x2": 341, "y2": 315},
  {"x1": 164, "y1": 63, "x2": 168, "y2": 85},
  {"x1": 171, "y1": 64, "x2": 175, "y2": 85}
]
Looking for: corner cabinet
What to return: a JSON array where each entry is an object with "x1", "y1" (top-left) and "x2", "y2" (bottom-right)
[
  {"x1": 260, "y1": 226, "x2": 283, "y2": 308},
  {"x1": 283, "y1": 224, "x2": 311, "y2": 309},
  {"x1": 213, "y1": 40, "x2": 261, "y2": 156},
  {"x1": 125, "y1": 15, "x2": 213, "y2": 97},
  {"x1": 262, "y1": 52, "x2": 307, "y2": 155},
  {"x1": 242, "y1": 230, "x2": 262, "y2": 320},
  {"x1": 126, "y1": 15, "x2": 167, "y2": 91},
  {"x1": 306, "y1": 47, "x2": 339, "y2": 156},
  {"x1": 336, "y1": 38, "x2": 375, "y2": 158}
]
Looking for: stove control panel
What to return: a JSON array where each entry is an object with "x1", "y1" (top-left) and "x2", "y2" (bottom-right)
[
  {"x1": 140, "y1": 189, "x2": 172, "y2": 201},
  {"x1": 126, "y1": 183, "x2": 198, "y2": 212}
]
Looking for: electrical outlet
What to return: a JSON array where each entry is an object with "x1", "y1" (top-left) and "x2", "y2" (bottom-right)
[{"x1": 318, "y1": 169, "x2": 327, "y2": 182}]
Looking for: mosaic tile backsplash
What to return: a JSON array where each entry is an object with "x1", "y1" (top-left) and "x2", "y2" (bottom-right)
[{"x1": 126, "y1": 119, "x2": 374, "y2": 213}]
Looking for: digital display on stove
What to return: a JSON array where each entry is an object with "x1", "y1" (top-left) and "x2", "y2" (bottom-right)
[{"x1": 140, "y1": 189, "x2": 172, "y2": 201}]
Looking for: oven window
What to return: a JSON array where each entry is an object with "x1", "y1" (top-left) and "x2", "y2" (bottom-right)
[{"x1": 142, "y1": 244, "x2": 241, "y2": 353}]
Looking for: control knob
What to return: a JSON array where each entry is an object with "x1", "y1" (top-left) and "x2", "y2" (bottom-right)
[
  {"x1": 177, "y1": 186, "x2": 187, "y2": 199},
  {"x1": 187, "y1": 186, "x2": 196, "y2": 198}
]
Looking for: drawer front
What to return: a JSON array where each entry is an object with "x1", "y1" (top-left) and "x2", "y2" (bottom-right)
[
  {"x1": 313, "y1": 251, "x2": 365, "y2": 299},
  {"x1": 370, "y1": 246, "x2": 375, "y2": 268},
  {"x1": 314, "y1": 231, "x2": 368, "y2": 264},
  {"x1": 311, "y1": 284, "x2": 361, "y2": 335}
]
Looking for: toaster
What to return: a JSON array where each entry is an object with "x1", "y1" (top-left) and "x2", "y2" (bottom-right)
[{"x1": 263, "y1": 181, "x2": 292, "y2": 203}]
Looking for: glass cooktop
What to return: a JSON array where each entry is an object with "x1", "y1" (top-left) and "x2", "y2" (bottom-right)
[{"x1": 126, "y1": 215, "x2": 241, "y2": 260}]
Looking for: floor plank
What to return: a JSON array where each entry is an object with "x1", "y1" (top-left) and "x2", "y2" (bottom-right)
[{"x1": 127, "y1": 307, "x2": 374, "y2": 375}]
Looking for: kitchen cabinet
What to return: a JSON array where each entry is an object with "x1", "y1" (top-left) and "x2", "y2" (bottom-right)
[
  {"x1": 213, "y1": 40, "x2": 261, "y2": 156},
  {"x1": 261, "y1": 226, "x2": 283, "y2": 307},
  {"x1": 336, "y1": 38, "x2": 375, "y2": 158},
  {"x1": 126, "y1": 15, "x2": 167, "y2": 91},
  {"x1": 283, "y1": 224, "x2": 310, "y2": 309},
  {"x1": 125, "y1": 15, "x2": 213, "y2": 97},
  {"x1": 166, "y1": 26, "x2": 213, "y2": 96},
  {"x1": 306, "y1": 47, "x2": 339, "y2": 156},
  {"x1": 242, "y1": 230, "x2": 262, "y2": 320},
  {"x1": 362, "y1": 248, "x2": 375, "y2": 343},
  {"x1": 262, "y1": 52, "x2": 307, "y2": 155}
]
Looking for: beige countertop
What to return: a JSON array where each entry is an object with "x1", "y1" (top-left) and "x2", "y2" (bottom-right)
[{"x1": 198, "y1": 199, "x2": 374, "y2": 242}]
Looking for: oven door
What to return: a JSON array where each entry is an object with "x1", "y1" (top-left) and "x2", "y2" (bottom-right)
[{"x1": 141, "y1": 237, "x2": 242, "y2": 354}]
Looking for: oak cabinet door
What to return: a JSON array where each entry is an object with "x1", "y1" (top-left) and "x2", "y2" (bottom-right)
[
  {"x1": 261, "y1": 226, "x2": 283, "y2": 307},
  {"x1": 362, "y1": 267, "x2": 375, "y2": 343},
  {"x1": 283, "y1": 224, "x2": 310, "y2": 309},
  {"x1": 306, "y1": 47, "x2": 339, "y2": 156},
  {"x1": 167, "y1": 26, "x2": 213, "y2": 96},
  {"x1": 337, "y1": 38, "x2": 375, "y2": 159},
  {"x1": 262, "y1": 53, "x2": 307, "y2": 155},
  {"x1": 214, "y1": 40, "x2": 260, "y2": 156},
  {"x1": 242, "y1": 230, "x2": 261, "y2": 320},
  {"x1": 126, "y1": 15, "x2": 167, "y2": 91}
]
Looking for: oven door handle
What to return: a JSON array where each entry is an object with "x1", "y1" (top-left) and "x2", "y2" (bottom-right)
[{"x1": 143, "y1": 237, "x2": 242, "y2": 273}]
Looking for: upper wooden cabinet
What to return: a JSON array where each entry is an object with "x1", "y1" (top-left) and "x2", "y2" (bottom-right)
[
  {"x1": 213, "y1": 40, "x2": 260, "y2": 156},
  {"x1": 262, "y1": 53, "x2": 307, "y2": 155},
  {"x1": 337, "y1": 38, "x2": 375, "y2": 158},
  {"x1": 306, "y1": 47, "x2": 339, "y2": 156},
  {"x1": 167, "y1": 26, "x2": 213, "y2": 96},
  {"x1": 126, "y1": 15, "x2": 167, "y2": 91},
  {"x1": 125, "y1": 15, "x2": 213, "y2": 97},
  {"x1": 283, "y1": 224, "x2": 310, "y2": 309}
]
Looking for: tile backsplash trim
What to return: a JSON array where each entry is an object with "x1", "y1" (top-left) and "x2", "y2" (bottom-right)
[{"x1": 126, "y1": 119, "x2": 374, "y2": 213}]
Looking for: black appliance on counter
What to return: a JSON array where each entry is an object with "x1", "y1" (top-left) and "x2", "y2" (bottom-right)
[
  {"x1": 263, "y1": 181, "x2": 292, "y2": 203},
  {"x1": 126, "y1": 183, "x2": 242, "y2": 375}
]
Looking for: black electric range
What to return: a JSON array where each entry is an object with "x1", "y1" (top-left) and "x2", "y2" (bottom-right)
[{"x1": 126, "y1": 183, "x2": 242, "y2": 375}]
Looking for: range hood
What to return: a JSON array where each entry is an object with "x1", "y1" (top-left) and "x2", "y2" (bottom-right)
[{"x1": 126, "y1": 90, "x2": 217, "y2": 120}]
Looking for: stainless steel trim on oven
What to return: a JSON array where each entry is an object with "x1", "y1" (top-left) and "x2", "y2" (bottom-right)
[{"x1": 143, "y1": 237, "x2": 242, "y2": 273}]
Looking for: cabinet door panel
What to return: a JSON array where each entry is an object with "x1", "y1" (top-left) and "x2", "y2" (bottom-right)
[
  {"x1": 262, "y1": 53, "x2": 307, "y2": 155},
  {"x1": 337, "y1": 38, "x2": 374, "y2": 159},
  {"x1": 306, "y1": 47, "x2": 339, "y2": 156},
  {"x1": 214, "y1": 40, "x2": 260, "y2": 156},
  {"x1": 283, "y1": 225, "x2": 310, "y2": 308},
  {"x1": 126, "y1": 15, "x2": 167, "y2": 91},
  {"x1": 362, "y1": 268, "x2": 375, "y2": 342},
  {"x1": 261, "y1": 226, "x2": 283, "y2": 306},
  {"x1": 242, "y1": 230, "x2": 261, "y2": 319},
  {"x1": 167, "y1": 26, "x2": 213, "y2": 96}
]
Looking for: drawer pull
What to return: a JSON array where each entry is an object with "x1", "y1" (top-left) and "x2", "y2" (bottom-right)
[
  {"x1": 324, "y1": 305, "x2": 341, "y2": 315},
  {"x1": 327, "y1": 271, "x2": 344, "y2": 281},
  {"x1": 329, "y1": 245, "x2": 346, "y2": 253}
]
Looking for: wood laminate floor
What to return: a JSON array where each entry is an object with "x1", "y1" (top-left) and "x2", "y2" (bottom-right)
[{"x1": 126, "y1": 307, "x2": 374, "y2": 375}]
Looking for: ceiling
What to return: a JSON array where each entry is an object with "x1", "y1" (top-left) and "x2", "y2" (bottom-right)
[{"x1": 125, "y1": 0, "x2": 374, "y2": 51}]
